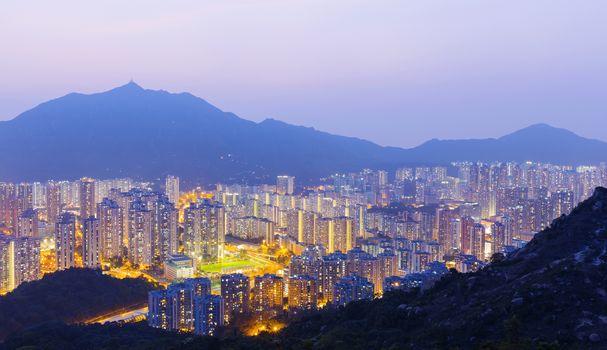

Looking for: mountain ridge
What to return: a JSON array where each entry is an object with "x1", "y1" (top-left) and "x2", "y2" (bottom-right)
[{"x1": 0, "y1": 83, "x2": 605, "y2": 184}]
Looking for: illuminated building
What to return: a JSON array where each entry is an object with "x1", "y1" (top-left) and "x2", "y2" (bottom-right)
[
  {"x1": 167, "y1": 282, "x2": 195, "y2": 331},
  {"x1": 0, "y1": 235, "x2": 15, "y2": 293},
  {"x1": 14, "y1": 236, "x2": 40, "y2": 286},
  {"x1": 377, "y1": 251, "x2": 399, "y2": 293},
  {"x1": 333, "y1": 274, "x2": 374, "y2": 306},
  {"x1": 183, "y1": 200, "x2": 225, "y2": 262},
  {"x1": 16, "y1": 208, "x2": 39, "y2": 238},
  {"x1": 0, "y1": 183, "x2": 17, "y2": 231},
  {"x1": 0, "y1": 234, "x2": 40, "y2": 293},
  {"x1": 16, "y1": 183, "x2": 33, "y2": 211},
  {"x1": 471, "y1": 223, "x2": 486, "y2": 260},
  {"x1": 288, "y1": 275, "x2": 318, "y2": 311},
  {"x1": 149, "y1": 278, "x2": 211, "y2": 333},
  {"x1": 128, "y1": 200, "x2": 153, "y2": 266},
  {"x1": 286, "y1": 208, "x2": 301, "y2": 241},
  {"x1": 194, "y1": 294, "x2": 224, "y2": 336},
  {"x1": 55, "y1": 212, "x2": 76, "y2": 270},
  {"x1": 289, "y1": 247, "x2": 322, "y2": 279},
  {"x1": 551, "y1": 190, "x2": 574, "y2": 217},
  {"x1": 155, "y1": 196, "x2": 179, "y2": 262},
  {"x1": 396, "y1": 220, "x2": 420, "y2": 240},
  {"x1": 436, "y1": 206, "x2": 456, "y2": 256},
  {"x1": 184, "y1": 277, "x2": 212, "y2": 297},
  {"x1": 46, "y1": 181, "x2": 62, "y2": 228},
  {"x1": 148, "y1": 290, "x2": 170, "y2": 330},
  {"x1": 164, "y1": 254, "x2": 195, "y2": 281},
  {"x1": 412, "y1": 251, "x2": 431, "y2": 273},
  {"x1": 253, "y1": 274, "x2": 284, "y2": 320},
  {"x1": 395, "y1": 248, "x2": 412, "y2": 274},
  {"x1": 232, "y1": 216, "x2": 274, "y2": 244},
  {"x1": 276, "y1": 175, "x2": 295, "y2": 195},
  {"x1": 395, "y1": 167, "x2": 414, "y2": 183},
  {"x1": 414, "y1": 181, "x2": 425, "y2": 204},
  {"x1": 383, "y1": 275, "x2": 407, "y2": 292},
  {"x1": 460, "y1": 216, "x2": 475, "y2": 255},
  {"x1": 378, "y1": 170, "x2": 389, "y2": 188},
  {"x1": 333, "y1": 216, "x2": 353, "y2": 253},
  {"x1": 165, "y1": 175, "x2": 180, "y2": 205},
  {"x1": 83, "y1": 216, "x2": 101, "y2": 268},
  {"x1": 32, "y1": 182, "x2": 44, "y2": 208},
  {"x1": 79, "y1": 177, "x2": 96, "y2": 219},
  {"x1": 97, "y1": 198, "x2": 124, "y2": 260},
  {"x1": 221, "y1": 273, "x2": 250, "y2": 323},
  {"x1": 346, "y1": 248, "x2": 381, "y2": 293},
  {"x1": 319, "y1": 251, "x2": 347, "y2": 303}
]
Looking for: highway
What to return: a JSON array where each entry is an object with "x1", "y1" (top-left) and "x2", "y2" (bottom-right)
[{"x1": 85, "y1": 304, "x2": 148, "y2": 324}]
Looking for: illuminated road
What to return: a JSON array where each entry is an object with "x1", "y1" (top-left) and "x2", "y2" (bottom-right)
[{"x1": 86, "y1": 305, "x2": 148, "y2": 324}]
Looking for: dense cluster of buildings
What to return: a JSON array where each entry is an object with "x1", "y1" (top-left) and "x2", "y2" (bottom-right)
[
  {"x1": 1, "y1": 161, "x2": 607, "y2": 335},
  {"x1": 147, "y1": 161, "x2": 607, "y2": 335}
]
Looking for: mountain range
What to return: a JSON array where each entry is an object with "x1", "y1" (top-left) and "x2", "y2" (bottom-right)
[{"x1": 0, "y1": 82, "x2": 605, "y2": 184}]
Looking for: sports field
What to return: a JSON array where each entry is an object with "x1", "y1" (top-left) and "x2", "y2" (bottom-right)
[{"x1": 198, "y1": 258, "x2": 264, "y2": 273}]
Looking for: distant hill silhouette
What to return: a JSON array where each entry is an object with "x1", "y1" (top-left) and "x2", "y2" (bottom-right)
[
  {"x1": 406, "y1": 123, "x2": 607, "y2": 165},
  {"x1": 0, "y1": 83, "x2": 605, "y2": 184}
]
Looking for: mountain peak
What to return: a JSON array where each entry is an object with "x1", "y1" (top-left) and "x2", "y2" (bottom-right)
[
  {"x1": 499, "y1": 123, "x2": 576, "y2": 141},
  {"x1": 109, "y1": 80, "x2": 145, "y2": 93}
]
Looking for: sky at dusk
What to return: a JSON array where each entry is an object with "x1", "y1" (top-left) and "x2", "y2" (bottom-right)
[{"x1": 1, "y1": 0, "x2": 606, "y2": 148}]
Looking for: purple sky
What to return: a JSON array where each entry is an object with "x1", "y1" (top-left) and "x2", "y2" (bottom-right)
[{"x1": 1, "y1": 1, "x2": 606, "y2": 147}]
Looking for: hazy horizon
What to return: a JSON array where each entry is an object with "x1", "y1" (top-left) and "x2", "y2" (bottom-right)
[{"x1": 2, "y1": 0, "x2": 607, "y2": 147}]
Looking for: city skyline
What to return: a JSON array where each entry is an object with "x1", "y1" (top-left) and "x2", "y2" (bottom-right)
[
  {"x1": 2, "y1": 1, "x2": 607, "y2": 147},
  {"x1": 3, "y1": 2, "x2": 607, "y2": 347},
  {"x1": 1, "y1": 161, "x2": 603, "y2": 338}
]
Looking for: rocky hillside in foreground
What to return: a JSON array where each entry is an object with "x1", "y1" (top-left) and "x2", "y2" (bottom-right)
[{"x1": 5, "y1": 188, "x2": 607, "y2": 349}]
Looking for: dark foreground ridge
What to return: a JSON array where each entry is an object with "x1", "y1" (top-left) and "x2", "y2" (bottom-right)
[
  {"x1": 0, "y1": 268, "x2": 157, "y2": 341},
  {"x1": 5, "y1": 188, "x2": 607, "y2": 349}
]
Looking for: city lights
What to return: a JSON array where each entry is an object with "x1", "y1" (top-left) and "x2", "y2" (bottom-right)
[{"x1": 0, "y1": 164, "x2": 605, "y2": 334}]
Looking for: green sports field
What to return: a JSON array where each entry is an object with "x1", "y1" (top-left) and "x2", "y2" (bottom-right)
[{"x1": 198, "y1": 258, "x2": 264, "y2": 273}]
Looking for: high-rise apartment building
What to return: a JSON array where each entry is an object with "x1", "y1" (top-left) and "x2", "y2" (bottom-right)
[
  {"x1": 165, "y1": 175, "x2": 180, "y2": 205},
  {"x1": 155, "y1": 196, "x2": 179, "y2": 263},
  {"x1": 471, "y1": 223, "x2": 486, "y2": 260},
  {"x1": 319, "y1": 251, "x2": 348, "y2": 303},
  {"x1": 193, "y1": 294, "x2": 224, "y2": 336},
  {"x1": 55, "y1": 212, "x2": 77, "y2": 270},
  {"x1": 276, "y1": 175, "x2": 295, "y2": 195},
  {"x1": 333, "y1": 274, "x2": 374, "y2": 306},
  {"x1": 253, "y1": 274, "x2": 284, "y2": 320},
  {"x1": 166, "y1": 283, "x2": 195, "y2": 332},
  {"x1": 288, "y1": 275, "x2": 318, "y2": 311},
  {"x1": 46, "y1": 181, "x2": 62, "y2": 228},
  {"x1": 0, "y1": 235, "x2": 15, "y2": 293},
  {"x1": 149, "y1": 278, "x2": 213, "y2": 333},
  {"x1": 128, "y1": 200, "x2": 153, "y2": 266},
  {"x1": 79, "y1": 177, "x2": 96, "y2": 220},
  {"x1": 83, "y1": 216, "x2": 101, "y2": 268},
  {"x1": 148, "y1": 289, "x2": 170, "y2": 330},
  {"x1": 16, "y1": 208, "x2": 38, "y2": 238},
  {"x1": 184, "y1": 277, "x2": 212, "y2": 297},
  {"x1": 221, "y1": 273, "x2": 250, "y2": 324},
  {"x1": 97, "y1": 198, "x2": 124, "y2": 260},
  {"x1": 183, "y1": 200, "x2": 225, "y2": 262}
]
